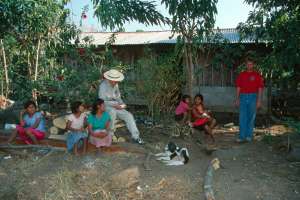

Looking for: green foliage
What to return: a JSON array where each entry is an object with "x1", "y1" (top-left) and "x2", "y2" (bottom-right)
[
  {"x1": 132, "y1": 48, "x2": 183, "y2": 118},
  {"x1": 162, "y1": 0, "x2": 218, "y2": 102},
  {"x1": 162, "y1": 0, "x2": 218, "y2": 38},
  {"x1": 92, "y1": 0, "x2": 167, "y2": 30},
  {"x1": 238, "y1": 0, "x2": 300, "y2": 89},
  {"x1": 0, "y1": 0, "x2": 80, "y2": 103}
]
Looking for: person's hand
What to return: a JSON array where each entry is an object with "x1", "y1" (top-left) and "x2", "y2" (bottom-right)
[
  {"x1": 113, "y1": 104, "x2": 124, "y2": 110},
  {"x1": 235, "y1": 99, "x2": 240, "y2": 107},
  {"x1": 202, "y1": 112, "x2": 210, "y2": 118},
  {"x1": 92, "y1": 132, "x2": 107, "y2": 138},
  {"x1": 79, "y1": 127, "x2": 85, "y2": 132},
  {"x1": 256, "y1": 101, "x2": 262, "y2": 109},
  {"x1": 20, "y1": 109, "x2": 26, "y2": 116}
]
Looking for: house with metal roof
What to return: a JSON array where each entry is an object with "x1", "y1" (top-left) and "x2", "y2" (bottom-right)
[
  {"x1": 79, "y1": 28, "x2": 255, "y2": 46},
  {"x1": 75, "y1": 29, "x2": 269, "y2": 113}
]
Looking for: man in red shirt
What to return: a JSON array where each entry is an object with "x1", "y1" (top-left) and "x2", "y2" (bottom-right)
[{"x1": 235, "y1": 58, "x2": 264, "y2": 142}]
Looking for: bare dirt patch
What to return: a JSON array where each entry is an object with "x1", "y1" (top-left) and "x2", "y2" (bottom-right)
[{"x1": 0, "y1": 119, "x2": 299, "y2": 200}]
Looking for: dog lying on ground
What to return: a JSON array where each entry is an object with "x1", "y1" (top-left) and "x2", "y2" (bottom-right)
[{"x1": 155, "y1": 142, "x2": 189, "y2": 166}]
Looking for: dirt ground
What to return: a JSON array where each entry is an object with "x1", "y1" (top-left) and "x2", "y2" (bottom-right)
[{"x1": 0, "y1": 117, "x2": 300, "y2": 200}]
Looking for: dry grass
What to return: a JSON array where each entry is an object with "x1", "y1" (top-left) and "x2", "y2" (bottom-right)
[{"x1": 43, "y1": 166, "x2": 116, "y2": 200}]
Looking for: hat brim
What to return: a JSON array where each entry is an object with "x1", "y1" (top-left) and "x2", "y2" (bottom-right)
[{"x1": 103, "y1": 72, "x2": 124, "y2": 82}]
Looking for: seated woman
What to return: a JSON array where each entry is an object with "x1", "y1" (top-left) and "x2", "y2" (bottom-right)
[
  {"x1": 87, "y1": 98, "x2": 112, "y2": 148},
  {"x1": 66, "y1": 101, "x2": 88, "y2": 155},
  {"x1": 175, "y1": 94, "x2": 191, "y2": 124},
  {"x1": 6, "y1": 100, "x2": 46, "y2": 144},
  {"x1": 191, "y1": 94, "x2": 217, "y2": 143}
]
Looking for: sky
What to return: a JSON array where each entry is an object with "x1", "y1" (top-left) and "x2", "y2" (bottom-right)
[{"x1": 65, "y1": 0, "x2": 253, "y2": 32}]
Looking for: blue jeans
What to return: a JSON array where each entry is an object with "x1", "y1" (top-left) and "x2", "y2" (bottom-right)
[{"x1": 239, "y1": 93, "x2": 257, "y2": 140}]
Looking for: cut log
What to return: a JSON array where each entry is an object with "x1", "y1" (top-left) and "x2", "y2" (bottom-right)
[
  {"x1": 204, "y1": 158, "x2": 221, "y2": 200},
  {"x1": 143, "y1": 152, "x2": 153, "y2": 171},
  {"x1": 0, "y1": 144, "x2": 66, "y2": 152}
]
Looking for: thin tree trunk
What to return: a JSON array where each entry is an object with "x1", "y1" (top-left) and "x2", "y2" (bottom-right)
[
  {"x1": 27, "y1": 53, "x2": 32, "y2": 78},
  {"x1": 0, "y1": 39, "x2": 9, "y2": 97},
  {"x1": 34, "y1": 37, "x2": 41, "y2": 81},
  {"x1": 187, "y1": 43, "x2": 194, "y2": 97},
  {"x1": 267, "y1": 71, "x2": 272, "y2": 116},
  {"x1": 184, "y1": 38, "x2": 193, "y2": 121},
  {"x1": 1, "y1": 77, "x2": 4, "y2": 96},
  {"x1": 32, "y1": 36, "x2": 41, "y2": 105}
]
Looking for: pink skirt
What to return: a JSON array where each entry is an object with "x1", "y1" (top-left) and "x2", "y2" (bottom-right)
[
  {"x1": 16, "y1": 125, "x2": 45, "y2": 144},
  {"x1": 89, "y1": 130, "x2": 112, "y2": 148}
]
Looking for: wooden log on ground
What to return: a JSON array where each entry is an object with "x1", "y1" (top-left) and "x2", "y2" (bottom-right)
[
  {"x1": 0, "y1": 144, "x2": 66, "y2": 152},
  {"x1": 143, "y1": 152, "x2": 153, "y2": 171},
  {"x1": 204, "y1": 158, "x2": 221, "y2": 200}
]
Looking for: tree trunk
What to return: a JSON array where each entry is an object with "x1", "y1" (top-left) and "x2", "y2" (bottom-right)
[
  {"x1": 267, "y1": 71, "x2": 273, "y2": 116},
  {"x1": 184, "y1": 36, "x2": 195, "y2": 122},
  {"x1": 0, "y1": 39, "x2": 9, "y2": 97},
  {"x1": 187, "y1": 43, "x2": 194, "y2": 97},
  {"x1": 32, "y1": 36, "x2": 41, "y2": 105},
  {"x1": 184, "y1": 40, "x2": 192, "y2": 121},
  {"x1": 27, "y1": 53, "x2": 32, "y2": 78},
  {"x1": 34, "y1": 37, "x2": 41, "y2": 81}
]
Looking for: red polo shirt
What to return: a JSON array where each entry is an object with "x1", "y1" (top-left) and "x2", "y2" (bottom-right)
[{"x1": 236, "y1": 71, "x2": 264, "y2": 93}]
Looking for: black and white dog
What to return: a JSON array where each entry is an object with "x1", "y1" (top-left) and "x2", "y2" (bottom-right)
[{"x1": 155, "y1": 142, "x2": 189, "y2": 166}]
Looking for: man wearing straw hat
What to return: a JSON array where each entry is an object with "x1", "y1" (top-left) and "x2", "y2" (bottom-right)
[{"x1": 98, "y1": 69, "x2": 145, "y2": 144}]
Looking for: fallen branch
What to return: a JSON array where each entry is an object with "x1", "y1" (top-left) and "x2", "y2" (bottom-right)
[
  {"x1": 143, "y1": 152, "x2": 153, "y2": 171},
  {"x1": 0, "y1": 148, "x2": 30, "y2": 157},
  {"x1": 204, "y1": 158, "x2": 221, "y2": 200},
  {"x1": 0, "y1": 144, "x2": 66, "y2": 152}
]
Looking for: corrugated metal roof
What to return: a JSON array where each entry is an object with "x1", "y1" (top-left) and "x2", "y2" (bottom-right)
[{"x1": 79, "y1": 29, "x2": 255, "y2": 46}]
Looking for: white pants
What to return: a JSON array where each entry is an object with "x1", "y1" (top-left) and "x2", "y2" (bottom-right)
[{"x1": 106, "y1": 107, "x2": 140, "y2": 140}]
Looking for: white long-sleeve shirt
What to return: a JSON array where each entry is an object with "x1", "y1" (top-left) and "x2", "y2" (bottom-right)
[{"x1": 98, "y1": 79, "x2": 124, "y2": 107}]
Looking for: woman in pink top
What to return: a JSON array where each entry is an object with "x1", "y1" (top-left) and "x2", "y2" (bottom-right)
[{"x1": 175, "y1": 95, "x2": 191, "y2": 123}]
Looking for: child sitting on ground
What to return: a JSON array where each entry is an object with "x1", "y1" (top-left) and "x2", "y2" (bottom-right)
[
  {"x1": 66, "y1": 101, "x2": 88, "y2": 155},
  {"x1": 6, "y1": 100, "x2": 46, "y2": 144},
  {"x1": 175, "y1": 95, "x2": 191, "y2": 124},
  {"x1": 191, "y1": 94, "x2": 217, "y2": 143}
]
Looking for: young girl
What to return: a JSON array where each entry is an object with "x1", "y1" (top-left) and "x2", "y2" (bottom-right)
[
  {"x1": 175, "y1": 95, "x2": 191, "y2": 123},
  {"x1": 87, "y1": 98, "x2": 112, "y2": 148},
  {"x1": 66, "y1": 101, "x2": 88, "y2": 155},
  {"x1": 191, "y1": 94, "x2": 217, "y2": 142},
  {"x1": 7, "y1": 100, "x2": 46, "y2": 144}
]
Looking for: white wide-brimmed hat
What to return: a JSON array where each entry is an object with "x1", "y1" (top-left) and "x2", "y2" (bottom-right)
[{"x1": 103, "y1": 69, "x2": 124, "y2": 82}]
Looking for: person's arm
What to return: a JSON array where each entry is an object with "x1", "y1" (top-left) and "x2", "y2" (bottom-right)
[
  {"x1": 90, "y1": 130, "x2": 107, "y2": 138},
  {"x1": 31, "y1": 112, "x2": 43, "y2": 129},
  {"x1": 256, "y1": 87, "x2": 263, "y2": 109},
  {"x1": 235, "y1": 87, "x2": 241, "y2": 107},
  {"x1": 235, "y1": 73, "x2": 242, "y2": 107},
  {"x1": 114, "y1": 85, "x2": 125, "y2": 105},
  {"x1": 105, "y1": 121, "x2": 111, "y2": 132},
  {"x1": 83, "y1": 116, "x2": 88, "y2": 129},
  {"x1": 87, "y1": 124, "x2": 94, "y2": 136},
  {"x1": 256, "y1": 73, "x2": 264, "y2": 109},
  {"x1": 87, "y1": 122, "x2": 107, "y2": 138},
  {"x1": 192, "y1": 106, "x2": 205, "y2": 118},
  {"x1": 19, "y1": 110, "x2": 26, "y2": 127},
  {"x1": 98, "y1": 81, "x2": 123, "y2": 108}
]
